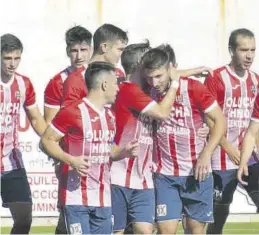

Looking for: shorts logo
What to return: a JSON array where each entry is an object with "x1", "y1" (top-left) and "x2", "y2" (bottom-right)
[
  {"x1": 156, "y1": 204, "x2": 167, "y2": 217},
  {"x1": 70, "y1": 223, "x2": 82, "y2": 234},
  {"x1": 206, "y1": 211, "x2": 213, "y2": 217},
  {"x1": 213, "y1": 189, "x2": 223, "y2": 201}
]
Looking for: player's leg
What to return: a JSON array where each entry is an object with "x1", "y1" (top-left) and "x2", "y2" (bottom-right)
[
  {"x1": 111, "y1": 184, "x2": 128, "y2": 234},
  {"x1": 152, "y1": 173, "x2": 182, "y2": 234},
  {"x1": 206, "y1": 169, "x2": 238, "y2": 234},
  {"x1": 123, "y1": 224, "x2": 134, "y2": 234},
  {"x1": 54, "y1": 164, "x2": 68, "y2": 234},
  {"x1": 9, "y1": 203, "x2": 32, "y2": 234},
  {"x1": 55, "y1": 209, "x2": 68, "y2": 234},
  {"x1": 90, "y1": 207, "x2": 113, "y2": 234},
  {"x1": 128, "y1": 188, "x2": 154, "y2": 234},
  {"x1": 63, "y1": 205, "x2": 90, "y2": 234},
  {"x1": 182, "y1": 175, "x2": 213, "y2": 234},
  {"x1": 1, "y1": 168, "x2": 32, "y2": 234},
  {"x1": 244, "y1": 163, "x2": 259, "y2": 212}
]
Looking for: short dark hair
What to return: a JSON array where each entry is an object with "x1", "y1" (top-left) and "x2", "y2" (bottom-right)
[
  {"x1": 93, "y1": 24, "x2": 128, "y2": 52},
  {"x1": 157, "y1": 43, "x2": 176, "y2": 65},
  {"x1": 65, "y1": 26, "x2": 92, "y2": 48},
  {"x1": 229, "y1": 28, "x2": 255, "y2": 50},
  {"x1": 121, "y1": 40, "x2": 151, "y2": 75},
  {"x1": 85, "y1": 61, "x2": 115, "y2": 90},
  {"x1": 1, "y1": 34, "x2": 23, "y2": 53},
  {"x1": 140, "y1": 48, "x2": 170, "y2": 71}
]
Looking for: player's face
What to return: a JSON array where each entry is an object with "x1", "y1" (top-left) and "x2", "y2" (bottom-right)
[
  {"x1": 231, "y1": 35, "x2": 256, "y2": 71},
  {"x1": 1, "y1": 50, "x2": 22, "y2": 79},
  {"x1": 104, "y1": 40, "x2": 127, "y2": 65},
  {"x1": 144, "y1": 65, "x2": 170, "y2": 94},
  {"x1": 104, "y1": 71, "x2": 119, "y2": 104},
  {"x1": 68, "y1": 41, "x2": 92, "y2": 68}
]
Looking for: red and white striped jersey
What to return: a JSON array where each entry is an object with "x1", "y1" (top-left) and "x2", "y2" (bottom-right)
[
  {"x1": 250, "y1": 94, "x2": 259, "y2": 164},
  {"x1": 111, "y1": 82, "x2": 156, "y2": 189},
  {"x1": 204, "y1": 65, "x2": 259, "y2": 170},
  {"x1": 153, "y1": 77, "x2": 217, "y2": 176},
  {"x1": 1, "y1": 73, "x2": 36, "y2": 172},
  {"x1": 251, "y1": 94, "x2": 259, "y2": 121},
  {"x1": 51, "y1": 98, "x2": 116, "y2": 207},
  {"x1": 44, "y1": 66, "x2": 82, "y2": 108},
  {"x1": 62, "y1": 67, "x2": 125, "y2": 107}
]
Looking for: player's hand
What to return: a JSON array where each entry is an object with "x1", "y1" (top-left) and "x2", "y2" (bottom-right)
[
  {"x1": 194, "y1": 150, "x2": 211, "y2": 182},
  {"x1": 69, "y1": 155, "x2": 91, "y2": 177},
  {"x1": 192, "y1": 66, "x2": 213, "y2": 78},
  {"x1": 125, "y1": 139, "x2": 139, "y2": 157},
  {"x1": 169, "y1": 63, "x2": 180, "y2": 81},
  {"x1": 228, "y1": 149, "x2": 240, "y2": 165},
  {"x1": 237, "y1": 164, "x2": 249, "y2": 186},
  {"x1": 197, "y1": 123, "x2": 210, "y2": 140}
]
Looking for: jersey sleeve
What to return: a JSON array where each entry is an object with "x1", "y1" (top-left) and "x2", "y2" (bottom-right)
[
  {"x1": 251, "y1": 94, "x2": 259, "y2": 122},
  {"x1": 62, "y1": 72, "x2": 87, "y2": 107},
  {"x1": 119, "y1": 83, "x2": 156, "y2": 113},
  {"x1": 51, "y1": 106, "x2": 76, "y2": 136},
  {"x1": 192, "y1": 80, "x2": 217, "y2": 113},
  {"x1": 44, "y1": 77, "x2": 63, "y2": 108},
  {"x1": 24, "y1": 77, "x2": 36, "y2": 109},
  {"x1": 204, "y1": 72, "x2": 218, "y2": 99}
]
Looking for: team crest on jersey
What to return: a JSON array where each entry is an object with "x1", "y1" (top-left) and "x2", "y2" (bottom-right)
[
  {"x1": 251, "y1": 85, "x2": 257, "y2": 95},
  {"x1": 15, "y1": 91, "x2": 21, "y2": 100}
]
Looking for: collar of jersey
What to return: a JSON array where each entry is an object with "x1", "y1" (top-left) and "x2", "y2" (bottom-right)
[
  {"x1": 225, "y1": 65, "x2": 248, "y2": 81},
  {"x1": 83, "y1": 97, "x2": 105, "y2": 115},
  {"x1": 0, "y1": 74, "x2": 15, "y2": 87}
]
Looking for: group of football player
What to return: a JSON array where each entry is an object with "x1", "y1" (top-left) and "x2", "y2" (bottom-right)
[{"x1": 1, "y1": 24, "x2": 259, "y2": 234}]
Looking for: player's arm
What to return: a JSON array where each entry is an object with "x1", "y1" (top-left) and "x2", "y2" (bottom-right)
[
  {"x1": 206, "y1": 117, "x2": 240, "y2": 165},
  {"x1": 178, "y1": 66, "x2": 212, "y2": 78},
  {"x1": 127, "y1": 66, "x2": 179, "y2": 120},
  {"x1": 203, "y1": 105, "x2": 226, "y2": 155},
  {"x1": 24, "y1": 78, "x2": 47, "y2": 136},
  {"x1": 192, "y1": 81, "x2": 226, "y2": 181},
  {"x1": 41, "y1": 125, "x2": 90, "y2": 176},
  {"x1": 195, "y1": 104, "x2": 226, "y2": 181},
  {"x1": 197, "y1": 123, "x2": 210, "y2": 140},
  {"x1": 26, "y1": 106, "x2": 47, "y2": 136},
  {"x1": 204, "y1": 71, "x2": 240, "y2": 165},
  {"x1": 44, "y1": 107, "x2": 60, "y2": 125},
  {"x1": 144, "y1": 83, "x2": 178, "y2": 120},
  {"x1": 237, "y1": 120, "x2": 259, "y2": 185},
  {"x1": 110, "y1": 140, "x2": 139, "y2": 161}
]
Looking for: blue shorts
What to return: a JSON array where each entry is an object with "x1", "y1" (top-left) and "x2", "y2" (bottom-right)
[
  {"x1": 154, "y1": 173, "x2": 213, "y2": 223},
  {"x1": 1, "y1": 168, "x2": 32, "y2": 207},
  {"x1": 63, "y1": 205, "x2": 112, "y2": 234},
  {"x1": 111, "y1": 184, "x2": 155, "y2": 231},
  {"x1": 213, "y1": 164, "x2": 259, "y2": 210}
]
